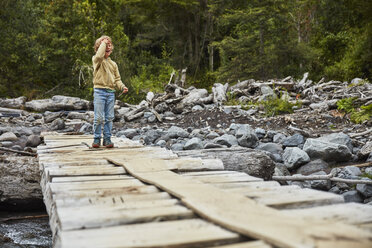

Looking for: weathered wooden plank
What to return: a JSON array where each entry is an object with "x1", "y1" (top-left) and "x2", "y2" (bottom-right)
[
  {"x1": 52, "y1": 185, "x2": 160, "y2": 199},
  {"x1": 115, "y1": 160, "x2": 372, "y2": 248},
  {"x1": 49, "y1": 179, "x2": 144, "y2": 193},
  {"x1": 217, "y1": 181, "x2": 281, "y2": 190},
  {"x1": 52, "y1": 175, "x2": 132, "y2": 183},
  {"x1": 57, "y1": 200, "x2": 193, "y2": 230},
  {"x1": 249, "y1": 188, "x2": 344, "y2": 209},
  {"x1": 58, "y1": 219, "x2": 240, "y2": 248},
  {"x1": 106, "y1": 158, "x2": 178, "y2": 172},
  {"x1": 211, "y1": 181, "x2": 281, "y2": 189},
  {"x1": 208, "y1": 241, "x2": 273, "y2": 248},
  {"x1": 176, "y1": 158, "x2": 225, "y2": 171},
  {"x1": 180, "y1": 171, "x2": 239, "y2": 176},
  {"x1": 55, "y1": 192, "x2": 172, "y2": 207},
  {"x1": 184, "y1": 174, "x2": 263, "y2": 184},
  {"x1": 46, "y1": 166, "x2": 126, "y2": 182},
  {"x1": 282, "y1": 202, "x2": 372, "y2": 224}
]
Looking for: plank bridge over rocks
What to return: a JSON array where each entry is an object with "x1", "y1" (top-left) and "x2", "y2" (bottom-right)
[{"x1": 37, "y1": 133, "x2": 372, "y2": 248}]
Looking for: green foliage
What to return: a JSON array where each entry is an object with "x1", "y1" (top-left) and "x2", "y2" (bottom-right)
[
  {"x1": 260, "y1": 98, "x2": 300, "y2": 117},
  {"x1": 0, "y1": 0, "x2": 371, "y2": 100},
  {"x1": 350, "y1": 104, "x2": 372, "y2": 124},
  {"x1": 361, "y1": 173, "x2": 372, "y2": 180},
  {"x1": 121, "y1": 50, "x2": 175, "y2": 103},
  {"x1": 337, "y1": 97, "x2": 358, "y2": 113},
  {"x1": 337, "y1": 97, "x2": 372, "y2": 124}
]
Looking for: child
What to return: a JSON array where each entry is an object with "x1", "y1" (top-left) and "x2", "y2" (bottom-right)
[{"x1": 92, "y1": 35, "x2": 128, "y2": 148}]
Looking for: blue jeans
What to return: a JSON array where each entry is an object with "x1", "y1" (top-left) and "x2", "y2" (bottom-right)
[{"x1": 93, "y1": 88, "x2": 115, "y2": 139}]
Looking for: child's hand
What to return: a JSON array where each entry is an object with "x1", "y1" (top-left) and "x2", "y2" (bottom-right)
[
  {"x1": 102, "y1": 38, "x2": 110, "y2": 44},
  {"x1": 122, "y1": 87, "x2": 128, "y2": 94}
]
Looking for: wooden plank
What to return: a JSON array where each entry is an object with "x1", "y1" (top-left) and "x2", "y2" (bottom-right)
[
  {"x1": 114, "y1": 159, "x2": 372, "y2": 248},
  {"x1": 46, "y1": 166, "x2": 126, "y2": 181},
  {"x1": 58, "y1": 219, "x2": 240, "y2": 248},
  {"x1": 282, "y1": 203, "x2": 372, "y2": 224},
  {"x1": 49, "y1": 179, "x2": 144, "y2": 193},
  {"x1": 176, "y1": 158, "x2": 224, "y2": 171},
  {"x1": 58, "y1": 201, "x2": 194, "y2": 230},
  {"x1": 52, "y1": 185, "x2": 160, "y2": 199},
  {"x1": 106, "y1": 158, "x2": 178, "y2": 172},
  {"x1": 218, "y1": 181, "x2": 281, "y2": 190},
  {"x1": 184, "y1": 174, "x2": 263, "y2": 184},
  {"x1": 55, "y1": 192, "x2": 172, "y2": 207},
  {"x1": 208, "y1": 241, "x2": 273, "y2": 248},
  {"x1": 249, "y1": 188, "x2": 344, "y2": 209},
  {"x1": 180, "y1": 171, "x2": 240, "y2": 176},
  {"x1": 52, "y1": 175, "x2": 132, "y2": 183},
  {"x1": 211, "y1": 181, "x2": 281, "y2": 189}
]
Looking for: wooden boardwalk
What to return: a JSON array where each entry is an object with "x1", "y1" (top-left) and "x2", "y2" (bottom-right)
[{"x1": 38, "y1": 133, "x2": 372, "y2": 248}]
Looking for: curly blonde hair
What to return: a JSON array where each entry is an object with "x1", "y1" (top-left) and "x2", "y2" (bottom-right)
[{"x1": 94, "y1": 35, "x2": 113, "y2": 52}]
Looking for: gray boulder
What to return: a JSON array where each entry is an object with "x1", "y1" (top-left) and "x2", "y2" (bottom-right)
[
  {"x1": 259, "y1": 85, "x2": 277, "y2": 101},
  {"x1": 358, "y1": 142, "x2": 372, "y2": 160},
  {"x1": 168, "y1": 126, "x2": 189, "y2": 139},
  {"x1": 0, "y1": 155, "x2": 43, "y2": 210},
  {"x1": 184, "y1": 137, "x2": 203, "y2": 150},
  {"x1": 296, "y1": 159, "x2": 329, "y2": 175},
  {"x1": 176, "y1": 147, "x2": 275, "y2": 180},
  {"x1": 12, "y1": 126, "x2": 34, "y2": 137},
  {"x1": 255, "y1": 128, "x2": 266, "y2": 139},
  {"x1": 357, "y1": 183, "x2": 372, "y2": 198},
  {"x1": 342, "y1": 190, "x2": 363, "y2": 203},
  {"x1": 0, "y1": 132, "x2": 18, "y2": 142},
  {"x1": 365, "y1": 167, "x2": 372, "y2": 176},
  {"x1": 273, "y1": 133, "x2": 286, "y2": 144},
  {"x1": 206, "y1": 131, "x2": 220, "y2": 139},
  {"x1": 213, "y1": 134, "x2": 238, "y2": 147},
  {"x1": 156, "y1": 140, "x2": 166, "y2": 147},
  {"x1": 256, "y1": 142, "x2": 283, "y2": 155},
  {"x1": 309, "y1": 102, "x2": 329, "y2": 111},
  {"x1": 283, "y1": 147, "x2": 310, "y2": 170},
  {"x1": 50, "y1": 118, "x2": 65, "y2": 131},
  {"x1": 171, "y1": 143, "x2": 184, "y2": 151},
  {"x1": 319, "y1": 132, "x2": 353, "y2": 153},
  {"x1": 122, "y1": 129, "x2": 139, "y2": 139},
  {"x1": 26, "y1": 135, "x2": 41, "y2": 148},
  {"x1": 274, "y1": 163, "x2": 291, "y2": 177},
  {"x1": 303, "y1": 138, "x2": 352, "y2": 162},
  {"x1": 309, "y1": 171, "x2": 331, "y2": 191},
  {"x1": 204, "y1": 143, "x2": 226, "y2": 149},
  {"x1": 282, "y1": 133, "x2": 304, "y2": 147},
  {"x1": 144, "y1": 129, "x2": 162, "y2": 144},
  {"x1": 341, "y1": 166, "x2": 362, "y2": 178},
  {"x1": 235, "y1": 124, "x2": 258, "y2": 148}
]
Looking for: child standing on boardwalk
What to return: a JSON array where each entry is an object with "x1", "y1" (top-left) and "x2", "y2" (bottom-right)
[{"x1": 92, "y1": 35, "x2": 128, "y2": 148}]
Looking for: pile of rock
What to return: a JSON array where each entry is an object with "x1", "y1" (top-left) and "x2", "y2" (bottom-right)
[{"x1": 0, "y1": 76, "x2": 371, "y2": 208}]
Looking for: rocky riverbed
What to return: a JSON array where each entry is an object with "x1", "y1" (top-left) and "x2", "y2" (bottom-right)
[{"x1": 0, "y1": 74, "x2": 371, "y2": 245}]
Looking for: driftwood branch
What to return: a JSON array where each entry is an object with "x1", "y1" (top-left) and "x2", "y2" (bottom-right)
[
  {"x1": 272, "y1": 173, "x2": 372, "y2": 185},
  {"x1": 0, "y1": 147, "x2": 36, "y2": 156},
  {"x1": 349, "y1": 128, "x2": 372, "y2": 138}
]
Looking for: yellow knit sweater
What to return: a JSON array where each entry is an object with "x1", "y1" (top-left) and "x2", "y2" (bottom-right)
[{"x1": 92, "y1": 42, "x2": 125, "y2": 91}]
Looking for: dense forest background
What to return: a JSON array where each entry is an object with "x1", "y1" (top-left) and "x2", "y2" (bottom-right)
[{"x1": 0, "y1": 0, "x2": 371, "y2": 103}]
